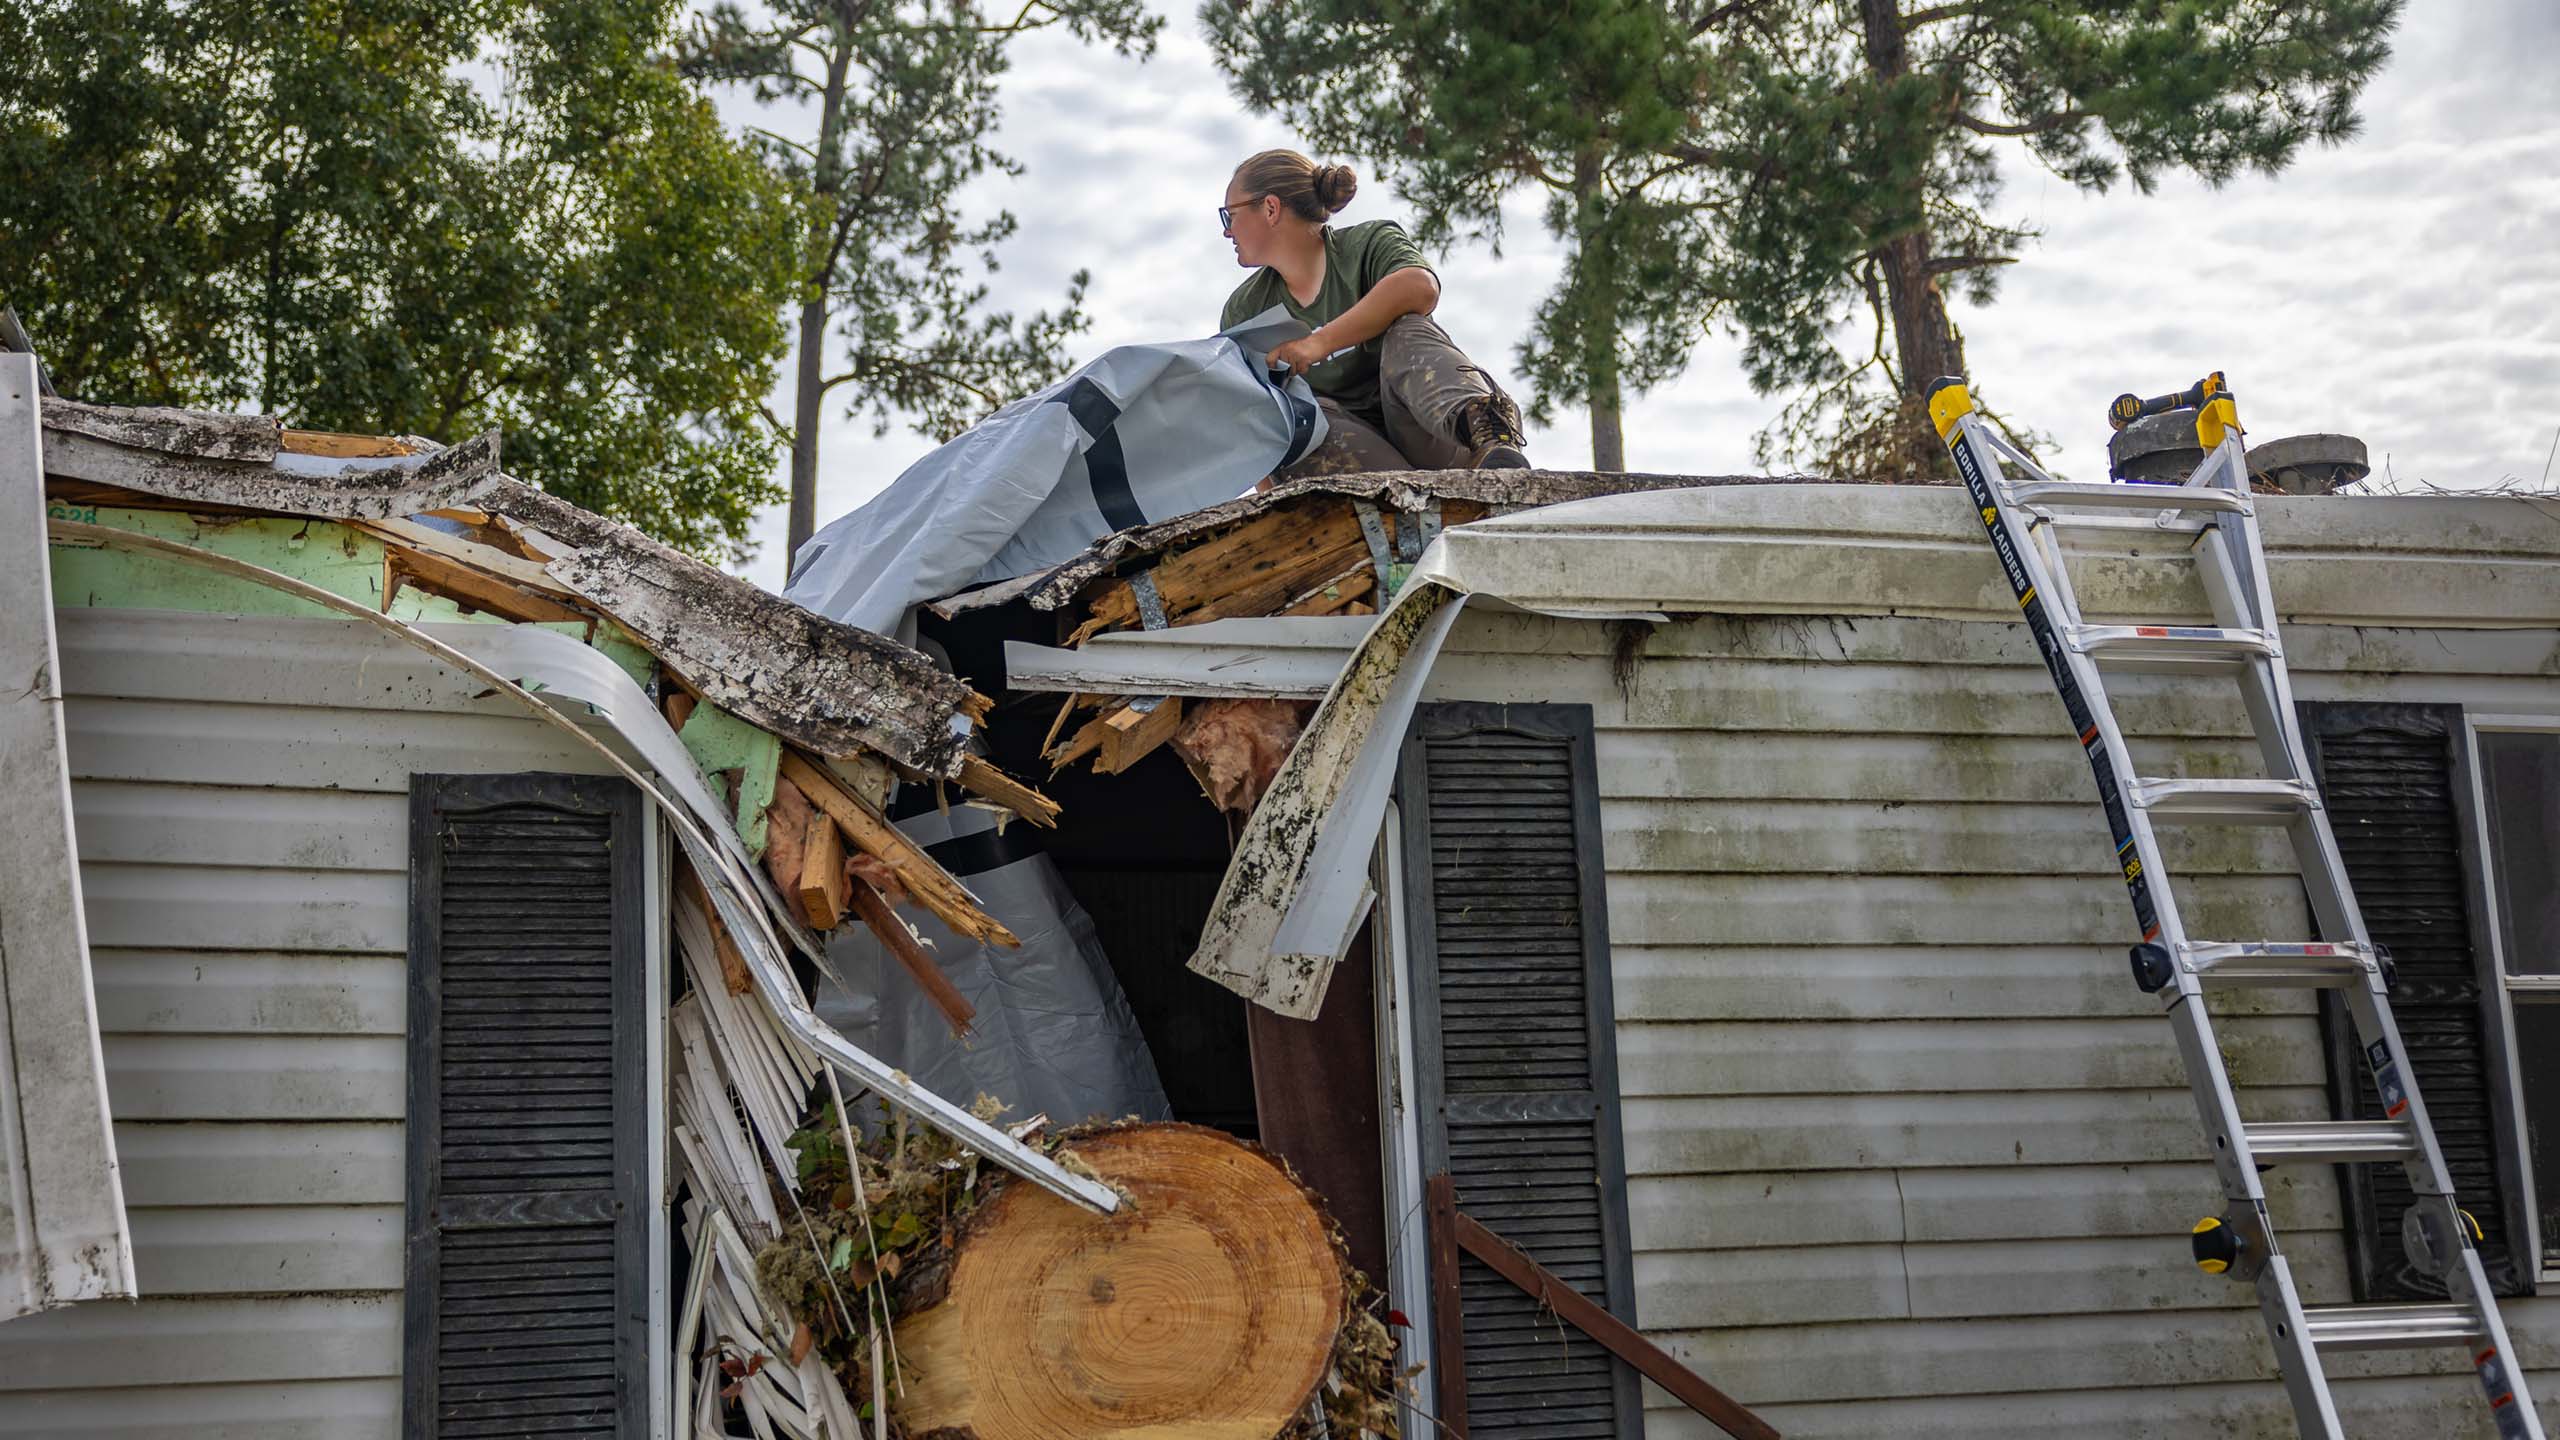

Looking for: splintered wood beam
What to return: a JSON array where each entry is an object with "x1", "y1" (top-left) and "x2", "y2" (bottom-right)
[
  {"x1": 1039, "y1": 692, "x2": 1085, "y2": 758},
  {"x1": 1070, "y1": 502, "x2": 1365, "y2": 642},
  {"x1": 778, "y1": 750, "x2": 1019, "y2": 948},
  {"x1": 662, "y1": 689, "x2": 696, "y2": 732},
  {"x1": 1096, "y1": 696, "x2": 1182, "y2": 775},
  {"x1": 848, "y1": 876, "x2": 976, "y2": 1038},
  {"x1": 796, "y1": 809, "x2": 849, "y2": 930},
  {"x1": 674, "y1": 862, "x2": 755, "y2": 995},
  {"x1": 280, "y1": 428, "x2": 418, "y2": 458},
  {"x1": 1048, "y1": 715, "x2": 1109, "y2": 771},
  {"x1": 1275, "y1": 556, "x2": 1376, "y2": 618},
  {"x1": 383, "y1": 542, "x2": 592, "y2": 628},
  {"x1": 956, "y1": 753, "x2": 1061, "y2": 828}
]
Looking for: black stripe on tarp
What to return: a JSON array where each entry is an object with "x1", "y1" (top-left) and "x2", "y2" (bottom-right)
[
  {"x1": 925, "y1": 824, "x2": 1042, "y2": 879},
  {"x1": 1085, "y1": 425, "x2": 1141, "y2": 531},
  {"x1": 1232, "y1": 342, "x2": 1321, "y2": 467},
  {"x1": 1047, "y1": 376, "x2": 1144, "y2": 532}
]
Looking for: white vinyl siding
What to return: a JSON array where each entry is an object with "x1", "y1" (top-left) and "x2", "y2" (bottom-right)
[
  {"x1": 0, "y1": 607, "x2": 616, "y2": 1439},
  {"x1": 1413, "y1": 591, "x2": 2560, "y2": 1438}
]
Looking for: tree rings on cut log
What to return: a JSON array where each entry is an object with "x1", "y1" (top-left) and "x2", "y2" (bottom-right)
[{"x1": 898, "y1": 1123, "x2": 1345, "y2": 1439}]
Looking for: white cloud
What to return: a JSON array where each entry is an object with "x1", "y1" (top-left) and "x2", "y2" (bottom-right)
[{"x1": 730, "y1": 0, "x2": 2560, "y2": 588}]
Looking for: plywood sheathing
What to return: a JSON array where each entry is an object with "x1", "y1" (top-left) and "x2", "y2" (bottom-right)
[{"x1": 955, "y1": 753, "x2": 1061, "y2": 827}]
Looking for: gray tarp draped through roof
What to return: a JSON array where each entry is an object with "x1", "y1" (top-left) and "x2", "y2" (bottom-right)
[{"x1": 783, "y1": 309, "x2": 1325, "y2": 640}]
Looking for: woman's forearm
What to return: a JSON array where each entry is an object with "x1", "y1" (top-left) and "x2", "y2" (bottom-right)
[{"x1": 1309, "y1": 267, "x2": 1440, "y2": 352}]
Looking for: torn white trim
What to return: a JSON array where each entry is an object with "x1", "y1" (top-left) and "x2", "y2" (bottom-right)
[
  {"x1": 1004, "y1": 615, "x2": 1371, "y2": 701},
  {"x1": 1186, "y1": 580, "x2": 1465, "y2": 1018},
  {"x1": 0, "y1": 357, "x2": 136, "y2": 1322}
]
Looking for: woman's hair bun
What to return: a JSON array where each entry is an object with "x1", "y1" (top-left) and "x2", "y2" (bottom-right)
[{"x1": 1312, "y1": 164, "x2": 1358, "y2": 214}]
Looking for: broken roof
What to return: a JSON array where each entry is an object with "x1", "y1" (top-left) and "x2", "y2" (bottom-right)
[
  {"x1": 40, "y1": 403, "x2": 979, "y2": 775},
  {"x1": 935, "y1": 466, "x2": 1786, "y2": 619}
]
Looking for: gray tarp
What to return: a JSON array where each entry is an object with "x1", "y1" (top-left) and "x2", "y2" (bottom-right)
[
  {"x1": 813, "y1": 795, "x2": 1171, "y2": 1127},
  {"x1": 783, "y1": 309, "x2": 1323, "y2": 639}
]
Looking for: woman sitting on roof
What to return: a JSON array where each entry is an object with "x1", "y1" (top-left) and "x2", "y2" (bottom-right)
[{"x1": 1221, "y1": 148, "x2": 1530, "y2": 474}]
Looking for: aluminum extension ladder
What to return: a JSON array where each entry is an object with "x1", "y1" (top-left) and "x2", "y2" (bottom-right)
[{"x1": 1926, "y1": 372, "x2": 2542, "y2": 1439}]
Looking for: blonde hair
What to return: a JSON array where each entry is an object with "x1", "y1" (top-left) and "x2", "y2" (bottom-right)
[{"x1": 1233, "y1": 149, "x2": 1357, "y2": 223}]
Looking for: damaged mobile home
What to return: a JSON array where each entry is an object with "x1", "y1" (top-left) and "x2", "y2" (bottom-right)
[
  {"x1": 0, "y1": 355, "x2": 1381, "y2": 1440},
  {"x1": 9, "y1": 323, "x2": 2560, "y2": 1440}
]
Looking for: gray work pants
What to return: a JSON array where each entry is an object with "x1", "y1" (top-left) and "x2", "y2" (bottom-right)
[{"x1": 1280, "y1": 313, "x2": 1506, "y2": 478}]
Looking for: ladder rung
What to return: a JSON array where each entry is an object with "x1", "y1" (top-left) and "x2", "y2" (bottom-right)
[
  {"x1": 2068, "y1": 624, "x2": 2277, "y2": 669},
  {"x1": 2301, "y1": 1302, "x2": 2485, "y2": 1353},
  {"x1": 2179, "y1": 941, "x2": 2377, "y2": 988},
  {"x1": 2132, "y1": 778, "x2": 2320, "y2": 823},
  {"x1": 2040, "y1": 511, "x2": 2217, "y2": 537},
  {"x1": 2243, "y1": 1119, "x2": 2418, "y2": 1165},
  {"x1": 2011, "y1": 480, "x2": 2251, "y2": 514}
]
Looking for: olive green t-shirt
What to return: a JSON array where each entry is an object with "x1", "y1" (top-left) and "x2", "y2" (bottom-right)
[{"x1": 1220, "y1": 219, "x2": 1432, "y2": 425}]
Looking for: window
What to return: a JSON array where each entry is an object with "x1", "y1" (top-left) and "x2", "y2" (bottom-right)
[{"x1": 2469, "y1": 720, "x2": 2560, "y2": 1280}]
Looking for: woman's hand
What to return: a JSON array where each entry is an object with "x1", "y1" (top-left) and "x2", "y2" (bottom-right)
[{"x1": 1266, "y1": 332, "x2": 1332, "y2": 376}]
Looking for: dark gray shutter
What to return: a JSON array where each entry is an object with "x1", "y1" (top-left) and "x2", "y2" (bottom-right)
[
  {"x1": 2301, "y1": 703, "x2": 2529, "y2": 1299},
  {"x1": 1398, "y1": 702, "x2": 1640, "y2": 1439},
  {"x1": 406, "y1": 773, "x2": 649, "y2": 1438}
]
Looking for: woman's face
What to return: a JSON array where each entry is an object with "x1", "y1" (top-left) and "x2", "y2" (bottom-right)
[{"x1": 1222, "y1": 182, "x2": 1280, "y2": 268}]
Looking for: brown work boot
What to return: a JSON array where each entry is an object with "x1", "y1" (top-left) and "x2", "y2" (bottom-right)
[{"x1": 1456, "y1": 393, "x2": 1530, "y2": 469}]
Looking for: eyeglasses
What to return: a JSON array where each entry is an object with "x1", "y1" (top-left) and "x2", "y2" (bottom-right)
[{"x1": 1219, "y1": 197, "x2": 1265, "y2": 233}]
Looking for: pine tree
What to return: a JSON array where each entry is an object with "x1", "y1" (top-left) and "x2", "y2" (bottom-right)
[
  {"x1": 1699, "y1": 0, "x2": 2401, "y2": 478},
  {"x1": 2, "y1": 0, "x2": 803, "y2": 560},
  {"x1": 1203, "y1": 0, "x2": 1720, "y2": 472},
  {"x1": 682, "y1": 0, "x2": 1160, "y2": 566}
]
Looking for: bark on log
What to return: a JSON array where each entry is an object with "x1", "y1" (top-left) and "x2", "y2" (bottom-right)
[{"x1": 897, "y1": 1124, "x2": 1345, "y2": 1440}]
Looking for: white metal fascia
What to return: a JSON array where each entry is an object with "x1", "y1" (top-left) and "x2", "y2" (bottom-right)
[
  {"x1": 1186, "y1": 579, "x2": 1467, "y2": 1018},
  {"x1": 0, "y1": 355, "x2": 138, "y2": 1322},
  {"x1": 43, "y1": 518, "x2": 1119, "y2": 1216},
  {"x1": 1003, "y1": 614, "x2": 1372, "y2": 700}
]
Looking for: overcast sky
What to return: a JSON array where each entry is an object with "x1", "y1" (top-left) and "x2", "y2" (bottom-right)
[{"x1": 727, "y1": 0, "x2": 2560, "y2": 590}]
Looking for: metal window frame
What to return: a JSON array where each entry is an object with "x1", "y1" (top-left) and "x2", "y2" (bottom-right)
[{"x1": 2460, "y1": 712, "x2": 2560, "y2": 1283}]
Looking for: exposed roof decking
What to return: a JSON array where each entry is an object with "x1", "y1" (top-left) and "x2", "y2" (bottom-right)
[{"x1": 941, "y1": 466, "x2": 1781, "y2": 619}]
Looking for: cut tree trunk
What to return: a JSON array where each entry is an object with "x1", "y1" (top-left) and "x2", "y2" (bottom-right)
[{"x1": 897, "y1": 1123, "x2": 1346, "y2": 1440}]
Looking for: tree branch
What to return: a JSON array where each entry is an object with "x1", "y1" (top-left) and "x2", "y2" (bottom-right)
[
  {"x1": 1956, "y1": 108, "x2": 2086, "y2": 137},
  {"x1": 1900, "y1": 2, "x2": 1982, "y2": 29},
  {"x1": 747, "y1": 126, "x2": 820, "y2": 163},
  {"x1": 1927, "y1": 254, "x2": 2017, "y2": 274}
]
